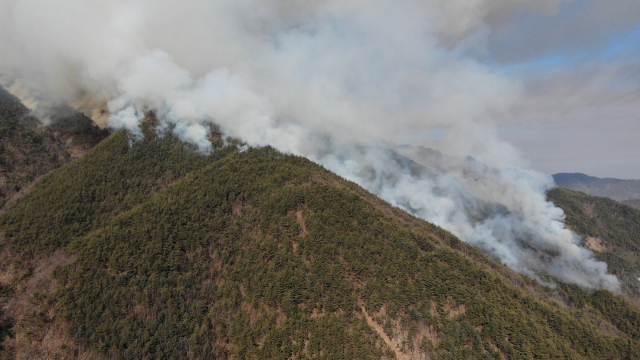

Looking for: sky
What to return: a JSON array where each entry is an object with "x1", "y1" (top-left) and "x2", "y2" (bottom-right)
[
  {"x1": 484, "y1": 0, "x2": 640, "y2": 179},
  {"x1": 1, "y1": 0, "x2": 638, "y2": 178}
]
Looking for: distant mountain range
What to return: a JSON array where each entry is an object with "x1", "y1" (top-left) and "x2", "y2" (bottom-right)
[{"x1": 553, "y1": 173, "x2": 640, "y2": 204}]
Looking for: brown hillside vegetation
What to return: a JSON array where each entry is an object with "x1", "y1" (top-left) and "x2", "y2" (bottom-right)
[{"x1": 0, "y1": 87, "x2": 108, "y2": 211}]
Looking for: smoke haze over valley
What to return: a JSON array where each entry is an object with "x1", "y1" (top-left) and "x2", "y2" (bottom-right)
[{"x1": 1, "y1": 0, "x2": 637, "y2": 291}]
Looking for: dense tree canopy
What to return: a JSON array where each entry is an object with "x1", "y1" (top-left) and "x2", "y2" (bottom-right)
[{"x1": 0, "y1": 127, "x2": 639, "y2": 359}]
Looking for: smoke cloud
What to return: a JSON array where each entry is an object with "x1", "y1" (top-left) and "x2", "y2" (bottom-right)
[{"x1": 0, "y1": 0, "x2": 620, "y2": 291}]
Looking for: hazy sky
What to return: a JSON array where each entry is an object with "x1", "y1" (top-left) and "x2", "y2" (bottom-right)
[
  {"x1": 1, "y1": 0, "x2": 638, "y2": 179},
  {"x1": 486, "y1": 0, "x2": 640, "y2": 179}
]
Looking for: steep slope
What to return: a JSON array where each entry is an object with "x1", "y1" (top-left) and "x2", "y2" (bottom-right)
[
  {"x1": 0, "y1": 132, "x2": 640, "y2": 359},
  {"x1": 547, "y1": 188, "x2": 640, "y2": 298},
  {"x1": 553, "y1": 173, "x2": 640, "y2": 203},
  {"x1": 0, "y1": 87, "x2": 108, "y2": 210},
  {"x1": 0, "y1": 87, "x2": 69, "y2": 209},
  {"x1": 0, "y1": 127, "x2": 235, "y2": 359}
]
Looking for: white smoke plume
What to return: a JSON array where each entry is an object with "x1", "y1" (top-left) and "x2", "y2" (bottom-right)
[{"x1": 0, "y1": 0, "x2": 619, "y2": 291}]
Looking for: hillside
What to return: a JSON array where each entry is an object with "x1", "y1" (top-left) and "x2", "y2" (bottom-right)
[
  {"x1": 553, "y1": 173, "x2": 640, "y2": 203},
  {"x1": 0, "y1": 128, "x2": 639, "y2": 359},
  {"x1": 547, "y1": 188, "x2": 640, "y2": 299},
  {"x1": 622, "y1": 199, "x2": 640, "y2": 210},
  {"x1": 0, "y1": 87, "x2": 108, "y2": 209},
  {"x1": 0, "y1": 87, "x2": 69, "y2": 209}
]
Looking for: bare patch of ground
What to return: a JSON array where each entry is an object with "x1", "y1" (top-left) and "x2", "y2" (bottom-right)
[
  {"x1": 360, "y1": 305, "x2": 411, "y2": 360},
  {"x1": 583, "y1": 203, "x2": 596, "y2": 217},
  {"x1": 444, "y1": 298, "x2": 466, "y2": 318},
  {"x1": 360, "y1": 304, "x2": 439, "y2": 360},
  {"x1": 0, "y1": 174, "x2": 41, "y2": 214},
  {"x1": 584, "y1": 236, "x2": 607, "y2": 252},
  {"x1": 66, "y1": 145, "x2": 92, "y2": 160},
  {"x1": 295, "y1": 208, "x2": 308, "y2": 236},
  {"x1": 309, "y1": 308, "x2": 326, "y2": 319},
  {"x1": 232, "y1": 198, "x2": 251, "y2": 215}
]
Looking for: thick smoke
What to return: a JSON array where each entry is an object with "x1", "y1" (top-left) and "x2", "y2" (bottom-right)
[{"x1": 0, "y1": 0, "x2": 619, "y2": 291}]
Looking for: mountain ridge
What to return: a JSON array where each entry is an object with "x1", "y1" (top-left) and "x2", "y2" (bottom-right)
[
  {"x1": 553, "y1": 172, "x2": 640, "y2": 202},
  {"x1": 0, "y1": 86, "x2": 109, "y2": 210}
]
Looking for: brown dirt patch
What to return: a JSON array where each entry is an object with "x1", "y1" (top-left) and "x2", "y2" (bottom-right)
[
  {"x1": 360, "y1": 305, "x2": 410, "y2": 360},
  {"x1": 295, "y1": 208, "x2": 308, "y2": 236},
  {"x1": 360, "y1": 304, "x2": 437, "y2": 360},
  {"x1": 583, "y1": 203, "x2": 596, "y2": 218},
  {"x1": 445, "y1": 298, "x2": 466, "y2": 318},
  {"x1": 232, "y1": 199, "x2": 250, "y2": 215},
  {"x1": 4, "y1": 251, "x2": 76, "y2": 318},
  {"x1": 310, "y1": 308, "x2": 326, "y2": 319},
  {"x1": 67, "y1": 145, "x2": 91, "y2": 160},
  {"x1": 430, "y1": 300, "x2": 438, "y2": 317},
  {"x1": 584, "y1": 236, "x2": 607, "y2": 252},
  {"x1": 0, "y1": 174, "x2": 41, "y2": 214}
]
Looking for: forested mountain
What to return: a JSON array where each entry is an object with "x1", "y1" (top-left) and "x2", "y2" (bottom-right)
[
  {"x1": 0, "y1": 87, "x2": 69, "y2": 209},
  {"x1": 0, "y1": 87, "x2": 108, "y2": 209},
  {"x1": 553, "y1": 173, "x2": 640, "y2": 203},
  {"x1": 0, "y1": 123, "x2": 639, "y2": 359}
]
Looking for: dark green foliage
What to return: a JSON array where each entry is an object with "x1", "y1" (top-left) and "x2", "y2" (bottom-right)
[
  {"x1": 0, "y1": 128, "x2": 232, "y2": 257},
  {"x1": 53, "y1": 147, "x2": 386, "y2": 358},
  {"x1": 2, "y1": 134, "x2": 640, "y2": 358},
  {"x1": 0, "y1": 284, "x2": 15, "y2": 352}
]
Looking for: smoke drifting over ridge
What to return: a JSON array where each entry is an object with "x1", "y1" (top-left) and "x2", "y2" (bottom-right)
[{"x1": 0, "y1": 0, "x2": 619, "y2": 291}]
